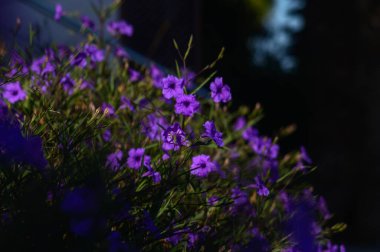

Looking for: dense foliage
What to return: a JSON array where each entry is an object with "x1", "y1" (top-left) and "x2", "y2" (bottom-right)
[{"x1": 0, "y1": 2, "x2": 345, "y2": 251}]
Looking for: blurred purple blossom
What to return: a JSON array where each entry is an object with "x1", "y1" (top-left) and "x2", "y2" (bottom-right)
[
  {"x1": 202, "y1": 120, "x2": 224, "y2": 147},
  {"x1": 80, "y1": 15, "x2": 95, "y2": 30},
  {"x1": 54, "y1": 4, "x2": 63, "y2": 21},
  {"x1": 119, "y1": 96, "x2": 135, "y2": 111},
  {"x1": 107, "y1": 20, "x2": 134, "y2": 37},
  {"x1": 127, "y1": 148, "x2": 145, "y2": 170},
  {"x1": 2, "y1": 82, "x2": 26, "y2": 103},
  {"x1": 106, "y1": 150, "x2": 123, "y2": 171},
  {"x1": 190, "y1": 154, "x2": 216, "y2": 177}
]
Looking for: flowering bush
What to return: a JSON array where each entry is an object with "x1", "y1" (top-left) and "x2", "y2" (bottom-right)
[{"x1": 0, "y1": 2, "x2": 345, "y2": 251}]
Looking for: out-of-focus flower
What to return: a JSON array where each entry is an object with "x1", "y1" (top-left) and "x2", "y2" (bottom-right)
[
  {"x1": 234, "y1": 116, "x2": 246, "y2": 131},
  {"x1": 106, "y1": 150, "x2": 123, "y2": 171},
  {"x1": 60, "y1": 74, "x2": 75, "y2": 95},
  {"x1": 54, "y1": 4, "x2": 63, "y2": 21},
  {"x1": 84, "y1": 44, "x2": 104, "y2": 63},
  {"x1": 151, "y1": 65, "x2": 164, "y2": 88},
  {"x1": 190, "y1": 154, "x2": 216, "y2": 177},
  {"x1": 202, "y1": 120, "x2": 224, "y2": 147},
  {"x1": 231, "y1": 187, "x2": 248, "y2": 206},
  {"x1": 115, "y1": 46, "x2": 129, "y2": 59},
  {"x1": 242, "y1": 126, "x2": 259, "y2": 141},
  {"x1": 249, "y1": 136, "x2": 279, "y2": 159},
  {"x1": 71, "y1": 52, "x2": 87, "y2": 68},
  {"x1": 142, "y1": 114, "x2": 167, "y2": 141},
  {"x1": 107, "y1": 20, "x2": 133, "y2": 37},
  {"x1": 142, "y1": 170, "x2": 161, "y2": 184},
  {"x1": 129, "y1": 68, "x2": 141, "y2": 82},
  {"x1": 61, "y1": 187, "x2": 102, "y2": 237},
  {"x1": 127, "y1": 148, "x2": 145, "y2": 170},
  {"x1": 0, "y1": 118, "x2": 47, "y2": 169},
  {"x1": 2, "y1": 82, "x2": 26, "y2": 103},
  {"x1": 101, "y1": 103, "x2": 116, "y2": 117},
  {"x1": 249, "y1": 177, "x2": 270, "y2": 197},
  {"x1": 102, "y1": 129, "x2": 111, "y2": 142},
  {"x1": 80, "y1": 15, "x2": 95, "y2": 30},
  {"x1": 210, "y1": 77, "x2": 231, "y2": 103},
  {"x1": 31, "y1": 56, "x2": 55, "y2": 76},
  {"x1": 119, "y1": 96, "x2": 135, "y2": 111}
]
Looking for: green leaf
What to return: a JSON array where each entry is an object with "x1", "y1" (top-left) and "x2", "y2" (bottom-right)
[
  {"x1": 184, "y1": 34, "x2": 193, "y2": 61},
  {"x1": 191, "y1": 71, "x2": 217, "y2": 94}
]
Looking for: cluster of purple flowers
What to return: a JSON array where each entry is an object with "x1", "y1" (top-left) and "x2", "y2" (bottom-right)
[{"x1": 0, "y1": 7, "x2": 346, "y2": 251}]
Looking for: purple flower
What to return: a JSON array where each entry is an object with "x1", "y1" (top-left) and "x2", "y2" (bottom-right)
[
  {"x1": 127, "y1": 148, "x2": 145, "y2": 170},
  {"x1": 161, "y1": 75, "x2": 184, "y2": 99},
  {"x1": 242, "y1": 127, "x2": 259, "y2": 141},
  {"x1": 188, "y1": 232, "x2": 200, "y2": 248},
  {"x1": 31, "y1": 56, "x2": 55, "y2": 76},
  {"x1": 107, "y1": 20, "x2": 134, "y2": 37},
  {"x1": 84, "y1": 44, "x2": 104, "y2": 63},
  {"x1": 151, "y1": 65, "x2": 164, "y2": 88},
  {"x1": 174, "y1": 94, "x2": 199, "y2": 117},
  {"x1": 115, "y1": 46, "x2": 129, "y2": 59},
  {"x1": 202, "y1": 120, "x2": 224, "y2": 147},
  {"x1": 129, "y1": 68, "x2": 141, "y2": 82},
  {"x1": 163, "y1": 123, "x2": 189, "y2": 150},
  {"x1": 234, "y1": 116, "x2": 246, "y2": 131},
  {"x1": 106, "y1": 150, "x2": 123, "y2": 171},
  {"x1": 71, "y1": 52, "x2": 87, "y2": 68},
  {"x1": 142, "y1": 170, "x2": 161, "y2": 184},
  {"x1": 80, "y1": 15, "x2": 95, "y2": 29},
  {"x1": 231, "y1": 187, "x2": 248, "y2": 206},
  {"x1": 119, "y1": 96, "x2": 135, "y2": 111},
  {"x1": 101, "y1": 103, "x2": 116, "y2": 117},
  {"x1": 190, "y1": 154, "x2": 216, "y2": 177},
  {"x1": 54, "y1": 4, "x2": 63, "y2": 21},
  {"x1": 2, "y1": 82, "x2": 27, "y2": 103},
  {"x1": 142, "y1": 114, "x2": 167, "y2": 141},
  {"x1": 210, "y1": 77, "x2": 232, "y2": 103},
  {"x1": 60, "y1": 74, "x2": 75, "y2": 94},
  {"x1": 249, "y1": 177, "x2": 270, "y2": 197},
  {"x1": 249, "y1": 136, "x2": 279, "y2": 159},
  {"x1": 80, "y1": 79, "x2": 93, "y2": 90},
  {"x1": 103, "y1": 129, "x2": 111, "y2": 142}
]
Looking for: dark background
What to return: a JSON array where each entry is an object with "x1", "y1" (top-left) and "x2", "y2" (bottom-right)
[{"x1": 1, "y1": 0, "x2": 379, "y2": 249}]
